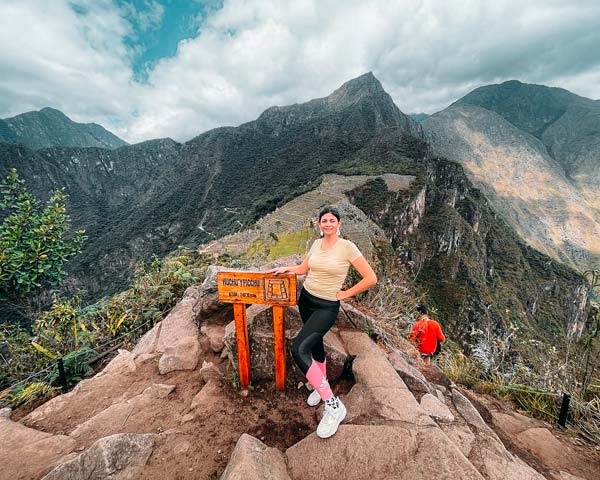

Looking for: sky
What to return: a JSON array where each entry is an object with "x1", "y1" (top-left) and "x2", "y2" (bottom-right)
[{"x1": 1, "y1": 0, "x2": 600, "y2": 144}]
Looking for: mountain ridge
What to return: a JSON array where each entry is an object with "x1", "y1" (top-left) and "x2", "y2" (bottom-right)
[{"x1": 0, "y1": 107, "x2": 127, "y2": 150}]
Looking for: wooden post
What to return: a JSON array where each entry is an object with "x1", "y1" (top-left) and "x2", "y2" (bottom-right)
[
  {"x1": 217, "y1": 271, "x2": 296, "y2": 391},
  {"x1": 272, "y1": 305, "x2": 286, "y2": 391},
  {"x1": 233, "y1": 303, "x2": 251, "y2": 388},
  {"x1": 558, "y1": 392, "x2": 571, "y2": 428}
]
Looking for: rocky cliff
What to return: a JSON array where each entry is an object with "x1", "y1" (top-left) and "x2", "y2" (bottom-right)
[
  {"x1": 347, "y1": 159, "x2": 591, "y2": 362},
  {"x1": 424, "y1": 80, "x2": 600, "y2": 271}
]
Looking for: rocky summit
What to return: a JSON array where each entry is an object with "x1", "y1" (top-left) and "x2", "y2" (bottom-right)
[{"x1": 2, "y1": 279, "x2": 597, "y2": 479}]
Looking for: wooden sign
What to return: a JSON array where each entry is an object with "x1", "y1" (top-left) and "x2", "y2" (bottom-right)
[
  {"x1": 217, "y1": 271, "x2": 296, "y2": 305},
  {"x1": 216, "y1": 271, "x2": 297, "y2": 391}
]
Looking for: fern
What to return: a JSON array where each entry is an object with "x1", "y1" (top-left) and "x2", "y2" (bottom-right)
[{"x1": 48, "y1": 347, "x2": 97, "y2": 387}]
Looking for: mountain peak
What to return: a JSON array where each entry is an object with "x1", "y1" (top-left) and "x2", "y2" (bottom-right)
[
  {"x1": 253, "y1": 72, "x2": 423, "y2": 140},
  {"x1": 327, "y1": 72, "x2": 385, "y2": 108},
  {"x1": 1, "y1": 107, "x2": 127, "y2": 150},
  {"x1": 453, "y1": 80, "x2": 589, "y2": 138}
]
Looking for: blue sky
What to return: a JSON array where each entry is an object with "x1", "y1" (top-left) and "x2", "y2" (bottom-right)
[
  {"x1": 1, "y1": 1, "x2": 600, "y2": 143},
  {"x1": 115, "y1": 1, "x2": 222, "y2": 82}
]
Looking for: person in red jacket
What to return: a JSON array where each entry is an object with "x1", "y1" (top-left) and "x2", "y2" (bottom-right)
[{"x1": 408, "y1": 304, "x2": 445, "y2": 365}]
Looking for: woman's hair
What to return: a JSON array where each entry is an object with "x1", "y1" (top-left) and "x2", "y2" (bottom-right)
[
  {"x1": 416, "y1": 304, "x2": 428, "y2": 314},
  {"x1": 318, "y1": 206, "x2": 341, "y2": 222}
]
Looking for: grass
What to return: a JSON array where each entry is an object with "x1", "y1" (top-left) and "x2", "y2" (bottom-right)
[{"x1": 266, "y1": 229, "x2": 313, "y2": 260}]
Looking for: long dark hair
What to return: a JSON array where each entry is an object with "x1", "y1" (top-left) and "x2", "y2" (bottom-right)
[{"x1": 318, "y1": 206, "x2": 340, "y2": 222}]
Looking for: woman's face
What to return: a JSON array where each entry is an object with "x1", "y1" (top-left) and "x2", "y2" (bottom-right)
[{"x1": 319, "y1": 212, "x2": 340, "y2": 235}]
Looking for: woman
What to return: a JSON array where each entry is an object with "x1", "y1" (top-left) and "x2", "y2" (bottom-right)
[{"x1": 269, "y1": 206, "x2": 377, "y2": 438}]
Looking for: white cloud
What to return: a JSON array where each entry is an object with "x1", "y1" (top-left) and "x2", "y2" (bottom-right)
[{"x1": 1, "y1": 0, "x2": 600, "y2": 143}]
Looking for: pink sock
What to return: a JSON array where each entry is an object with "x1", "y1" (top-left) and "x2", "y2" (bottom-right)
[
  {"x1": 306, "y1": 360, "x2": 333, "y2": 401},
  {"x1": 314, "y1": 358, "x2": 326, "y2": 377}
]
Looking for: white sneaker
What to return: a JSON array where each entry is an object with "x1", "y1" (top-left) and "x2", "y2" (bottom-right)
[
  {"x1": 307, "y1": 389, "x2": 322, "y2": 407},
  {"x1": 316, "y1": 396, "x2": 347, "y2": 439}
]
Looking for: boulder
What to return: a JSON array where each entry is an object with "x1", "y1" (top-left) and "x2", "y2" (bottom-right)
[
  {"x1": 192, "y1": 265, "x2": 236, "y2": 320},
  {"x1": 159, "y1": 336, "x2": 200, "y2": 374},
  {"x1": 387, "y1": 349, "x2": 435, "y2": 395},
  {"x1": 452, "y1": 387, "x2": 501, "y2": 443},
  {"x1": 516, "y1": 428, "x2": 590, "y2": 477},
  {"x1": 221, "y1": 433, "x2": 291, "y2": 480},
  {"x1": 190, "y1": 379, "x2": 222, "y2": 411},
  {"x1": 337, "y1": 301, "x2": 374, "y2": 330},
  {"x1": 70, "y1": 384, "x2": 173, "y2": 439},
  {"x1": 97, "y1": 349, "x2": 136, "y2": 377},
  {"x1": 131, "y1": 289, "x2": 201, "y2": 374},
  {"x1": 225, "y1": 304, "x2": 348, "y2": 384},
  {"x1": 339, "y1": 330, "x2": 434, "y2": 426},
  {"x1": 286, "y1": 425, "x2": 483, "y2": 480},
  {"x1": 0, "y1": 416, "x2": 76, "y2": 480},
  {"x1": 201, "y1": 323, "x2": 226, "y2": 353},
  {"x1": 42, "y1": 433, "x2": 154, "y2": 480},
  {"x1": 199, "y1": 360, "x2": 224, "y2": 383},
  {"x1": 420, "y1": 393, "x2": 455, "y2": 422}
]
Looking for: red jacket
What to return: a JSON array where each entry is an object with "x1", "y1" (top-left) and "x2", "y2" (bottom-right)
[{"x1": 409, "y1": 317, "x2": 445, "y2": 355}]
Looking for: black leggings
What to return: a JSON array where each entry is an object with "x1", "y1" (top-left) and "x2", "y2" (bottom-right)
[{"x1": 292, "y1": 288, "x2": 340, "y2": 374}]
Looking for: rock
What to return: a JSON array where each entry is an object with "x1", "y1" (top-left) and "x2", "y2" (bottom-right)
[
  {"x1": 70, "y1": 384, "x2": 173, "y2": 439},
  {"x1": 225, "y1": 304, "x2": 348, "y2": 383},
  {"x1": 201, "y1": 323, "x2": 226, "y2": 353},
  {"x1": 516, "y1": 428, "x2": 585, "y2": 476},
  {"x1": 190, "y1": 379, "x2": 222, "y2": 411},
  {"x1": 159, "y1": 336, "x2": 200, "y2": 374},
  {"x1": 42, "y1": 433, "x2": 154, "y2": 480},
  {"x1": 549, "y1": 472, "x2": 587, "y2": 480},
  {"x1": 491, "y1": 410, "x2": 544, "y2": 436},
  {"x1": 286, "y1": 425, "x2": 483, "y2": 480},
  {"x1": 199, "y1": 360, "x2": 223, "y2": 383},
  {"x1": 452, "y1": 388, "x2": 501, "y2": 443},
  {"x1": 387, "y1": 349, "x2": 435, "y2": 395},
  {"x1": 0, "y1": 418, "x2": 76, "y2": 480},
  {"x1": 131, "y1": 291, "x2": 201, "y2": 374},
  {"x1": 134, "y1": 353, "x2": 159, "y2": 365},
  {"x1": 337, "y1": 302, "x2": 374, "y2": 330},
  {"x1": 479, "y1": 449, "x2": 546, "y2": 480},
  {"x1": 192, "y1": 266, "x2": 235, "y2": 320},
  {"x1": 220, "y1": 433, "x2": 291, "y2": 480},
  {"x1": 420, "y1": 393, "x2": 455, "y2": 422},
  {"x1": 0, "y1": 407, "x2": 11, "y2": 419},
  {"x1": 142, "y1": 383, "x2": 176, "y2": 399},
  {"x1": 339, "y1": 330, "x2": 434, "y2": 427},
  {"x1": 97, "y1": 349, "x2": 136, "y2": 377},
  {"x1": 439, "y1": 422, "x2": 477, "y2": 458}
]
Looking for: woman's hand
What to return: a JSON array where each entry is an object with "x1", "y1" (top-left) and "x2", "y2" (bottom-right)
[
  {"x1": 336, "y1": 290, "x2": 350, "y2": 300},
  {"x1": 267, "y1": 266, "x2": 292, "y2": 275}
]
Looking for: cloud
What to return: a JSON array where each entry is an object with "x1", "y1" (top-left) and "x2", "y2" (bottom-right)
[{"x1": 1, "y1": 0, "x2": 600, "y2": 143}]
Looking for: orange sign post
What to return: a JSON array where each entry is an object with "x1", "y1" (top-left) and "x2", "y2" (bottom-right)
[{"x1": 217, "y1": 271, "x2": 297, "y2": 391}]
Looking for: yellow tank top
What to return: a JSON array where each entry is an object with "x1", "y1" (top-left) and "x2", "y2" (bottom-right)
[{"x1": 303, "y1": 238, "x2": 363, "y2": 301}]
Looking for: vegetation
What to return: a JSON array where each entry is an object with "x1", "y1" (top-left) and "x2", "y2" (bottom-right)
[
  {"x1": 0, "y1": 168, "x2": 86, "y2": 319},
  {"x1": 0, "y1": 249, "x2": 215, "y2": 407}
]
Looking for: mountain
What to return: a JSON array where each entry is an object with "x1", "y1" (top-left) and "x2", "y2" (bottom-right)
[
  {"x1": 0, "y1": 73, "x2": 594, "y2": 400},
  {"x1": 0, "y1": 107, "x2": 127, "y2": 149},
  {"x1": 453, "y1": 80, "x2": 600, "y2": 210},
  {"x1": 423, "y1": 81, "x2": 600, "y2": 271},
  {"x1": 0, "y1": 73, "x2": 424, "y2": 299}
]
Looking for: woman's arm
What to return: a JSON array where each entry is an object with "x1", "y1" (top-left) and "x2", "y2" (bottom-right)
[
  {"x1": 267, "y1": 255, "x2": 310, "y2": 275},
  {"x1": 336, "y1": 256, "x2": 377, "y2": 300}
]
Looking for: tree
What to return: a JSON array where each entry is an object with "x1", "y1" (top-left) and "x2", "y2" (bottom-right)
[{"x1": 0, "y1": 168, "x2": 86, "y2": 315}]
